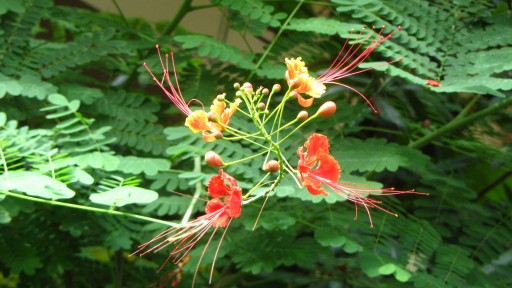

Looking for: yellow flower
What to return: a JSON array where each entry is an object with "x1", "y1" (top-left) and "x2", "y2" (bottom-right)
[
  {"x1": 185, "y1": 110, "x2": 209, "y2": 133},
  {"x1": 184, "y1": 95, "x2": 241, "y2": 142},
  {"x1": 208, "y1": 95, "x2": 241, "y2": 132},
  {"x1": 285, "y1": 58, "x2": 326, "y2": 107}
]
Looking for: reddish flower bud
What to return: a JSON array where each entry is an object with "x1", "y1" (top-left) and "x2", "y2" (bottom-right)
[
  {"x1": 213, "y1": 130, "x2": 223, "y2": 139},
  {"x1": 289, "y1": 91, "x2": 298, "y2": 100},
  {"x1": 297, "y1": 110, "x2": 309, "y2": 121},
  {"x1": 262, "y1": 88, "x2": 270, "y2": 96},
  {"x1": 242, "y1": 82, "x2": 253, "y2": 94},
  {"x1": 272, "y1": 84, "x2": 281, "y2": 93},
  {"x1": 205, "y1": 151, "x2": 224, "y2": 167},
  {"x1": 258, "y1": 102, "x2": 266, "y2": 110},
  {"x1": 317, "y1": 101, "x2": 336, "y2": 117},
  {"x1": 264, "y1": 160, "x2": 280, "y2": 173},
  {"x1": 233, "y1": 82, "x2": 241, "y2": 89}
]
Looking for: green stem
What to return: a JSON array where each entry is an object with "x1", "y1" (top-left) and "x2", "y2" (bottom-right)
[
  {"x1": 359, "y1": 126, "x2": 403, "y2": 135},
  {"x1": 247, "y1": 0, "x2": 305, "y2": 79},
  {"x1": 0, "y1": 190, "x2": 177, "y2": 227},
  {"x1": 163, "y1": 0, "x2": 193, "y2": 36},
  {"x1": 453, "y1": 94, "x2": 481, "y2": 121},
  {"x1": 243, "y1": 172, "x2": 271, "y2": 198},
  {"x1": 111, "y1": 0, "x2": 130, "y2": 28},
  {"x1": 269, "y1": 118, "x2": 299, "y2": 136},
  {"x1": 181, "y1": 156, "x2": 202, "y2": 224},
  {"x1": 223, "y1": 149, "x2": 270, "y2": 166},
  {"x1": 190, "y1": 4, "x2": 215, "y2": 11},
  {"x1": 277, "y1": 113, "x2": 319, "y2": 145},
  {"x1": 409, "y1": 96, "x2": 512, "y2": 149}
]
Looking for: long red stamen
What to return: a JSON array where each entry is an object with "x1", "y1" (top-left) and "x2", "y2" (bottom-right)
[
  {"x1": 308, "y1": 172, "x2": 427, "y2": 227},
  {"x1": 131, "y1": 207, "x2": 227, "y2": 272},
  {"x1": 144, "y1": 44, "x2": 194, "y2": 116},
  {"x1": 317, "y1": 26, "x2": 402, "y2": 113}
]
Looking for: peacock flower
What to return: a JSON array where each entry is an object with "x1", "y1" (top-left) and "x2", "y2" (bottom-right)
[
  {"x1": 207, "y1": 95, "x2": 241, "y2": 132},
  {"x1": 185, "y1": 110, "x2": 210, "y2": 133},
  {"x1": 297, "y1": 133, "x2": 426, "y2": 226},
  {"x1": 297, "y1": 133, "x2": 341, "y2": 196},
  {"x1": 206, "y1": 169, "x2": 243, "y2": 226},
  {"x1": 285, "y1": 26, "x2": 402, "y2": 111},
  {"x1": 145, "y1": 46, "x2": 240, "y2": 141},
  {"x1": 285, "y1": 57, "x2": 326, "y2": 107},
  {"x1": 132, "y1": 170, "x2": 242, "y2": 275},
  {"x1": 184, "y1": 94, "x2": 241, "y2": 142}
]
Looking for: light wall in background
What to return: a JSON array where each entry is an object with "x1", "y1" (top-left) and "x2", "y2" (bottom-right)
[{"x1": 82, "y1": 0, "x2": 265, "y2": 52}]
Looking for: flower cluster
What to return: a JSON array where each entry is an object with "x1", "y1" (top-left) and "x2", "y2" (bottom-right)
[{"x1": 136, "y1": 24, "x2": 426, "y2": 285}]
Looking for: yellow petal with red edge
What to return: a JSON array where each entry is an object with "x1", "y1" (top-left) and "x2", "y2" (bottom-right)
[{"x1": 185, "y1": 110, "x2": 209, "y2": 133}]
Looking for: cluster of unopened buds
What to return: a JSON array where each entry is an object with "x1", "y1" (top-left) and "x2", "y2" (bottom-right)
[{"x1": 133, "y1": 25, "x2": 427, "y2": 286}]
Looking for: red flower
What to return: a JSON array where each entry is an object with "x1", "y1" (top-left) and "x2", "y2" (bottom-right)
[
  {"x1": 297, "y1": 133, "x2": 426, "y2": 226},
  {"x1": 206, "y1": 169, "x2": 243, "y2": 227},
  {"x1": 297, "y1": 133, "x2": 341, "y2": 196},
  {"x1": 132, "y1": 170, "x2": 242, "y2": 284}
]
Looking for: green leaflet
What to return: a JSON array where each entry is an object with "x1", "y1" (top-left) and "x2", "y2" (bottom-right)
[
  {"x1": 89, "y1": 186, "x2": 158, "y2": 207},
  {"x1": 175, "y1": 35, "x2": 256, "y2": 70},
  {"x1": 334, "y1": 137, "x2": 430, "y2": 173},
  {"x1": 0, "y1": 171, "x2": 75, "y2": 200}
]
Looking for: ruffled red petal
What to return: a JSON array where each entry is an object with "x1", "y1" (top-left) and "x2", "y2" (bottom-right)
[
  {"x1": 306, "y1": 181, "x2": 328, "y2": 196},
  {"x1": 205, "y1": 198, "x2": 225, "y2": 214},
  {"x1": 313, "y1": 154, "x2": 341, "y2": 182},
  {"x1": 207, "y1": 175, "x2": 230, "y2": 198},
  {"x1": 226, "y1": 187, "x2": 242, "y2": 218},
  {"x1": 304, "y1": 133, "x2": 330, "y2": 159}
]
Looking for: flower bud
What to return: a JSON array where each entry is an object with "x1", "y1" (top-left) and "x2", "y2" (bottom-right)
[
  {"x1": 317, "y1": 101, "x2": 336, "y2": 117},
  {"x1": 264, "y1": 160, "x2": 280, "y2": 173},
  {"x1": 216, "y1": 93, "x2": 225, "y2": 101},
  {"x1": 297, "y1": 111, "x2": 308, "y2": 121},
  {"x1": 242, "y1": 82, "x2": 253, "y2": 94},
  {"x1": 207, "y1": 111, "x2": 218, "y2": 122},
  {"x1": 289, "y1": 91, "x2": 298, "y2": 100},
  {"x1": 262, "y1": 88, "x2": 269, "y2": 96},
  {"x1": 235, "y1": 91, "x2": 243, "y2": 98},
  {"x1": 213, "y1": 130, "x2": 223, "y2": 139},
  {"x1": 272, "y1": 84, "x2": 281, "y2": 93},
  {"x1": 205, "y1": 151, "x2": 223, "y2": 167},
  {"x1": 289, "y1": 78, "x2": 301, "y2": 90},
  {"x1": 233, "y1": 82, "x2": 241, "y2": 89},
  {"x1": 258, "y1": 102, "x2": 266, "y2": 110}
]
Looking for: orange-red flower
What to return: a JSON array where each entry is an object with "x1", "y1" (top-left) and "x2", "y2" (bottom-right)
[
  {"x1": 286, "y1": 26, "x2": 402, "y2": 111},
  {"x1": 132, "y1": 170, "x2": 242, "y2": 275},
  {"x1": 297, "y1": 133, "x2": 341, "y2": 195},
  {"x1": 297, "y1": 133, "x2": 426, "y2": 226},
  {"x1": 206, "y1": 169, "x2": 243, "y2": 227}
]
